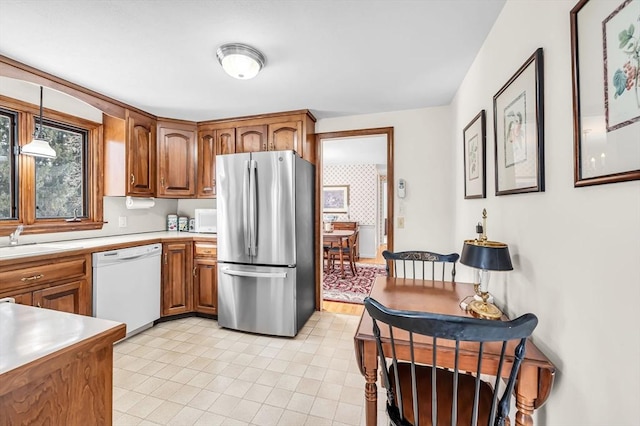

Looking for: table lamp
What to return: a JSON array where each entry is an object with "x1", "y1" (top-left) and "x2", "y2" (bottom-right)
[{"x1": 460, "y1": 209, "x2": 513, "y2": 320}]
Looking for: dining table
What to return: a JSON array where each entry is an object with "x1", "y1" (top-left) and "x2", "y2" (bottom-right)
[
  {"x1": 353, "y1": 275, "x2": 556, "y2": 426},
  {"x1": 322, "y1": 229, "x2": 355, "y2": 278}
]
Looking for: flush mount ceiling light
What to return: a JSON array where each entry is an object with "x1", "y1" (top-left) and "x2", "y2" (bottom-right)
[
  {"x1": 216, "y1": 43, "x2": 266, "y2": 80},
  {"x1": 21, "y1": 86, "x2": 56, "y2": 159}
]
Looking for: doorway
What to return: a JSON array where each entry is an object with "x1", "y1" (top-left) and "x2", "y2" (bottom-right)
[{"x1": 314, "y1": 127, "x2": 394, "y2": 312}]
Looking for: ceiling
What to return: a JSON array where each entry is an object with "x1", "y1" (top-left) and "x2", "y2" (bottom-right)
[{"x1": 0, "y1": 0, "x2": 505, "y2": 122}]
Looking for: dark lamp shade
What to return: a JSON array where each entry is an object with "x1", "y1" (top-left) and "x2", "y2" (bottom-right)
[{"x1": 460, "y1": 240, "x2": 513, "y2": 271}]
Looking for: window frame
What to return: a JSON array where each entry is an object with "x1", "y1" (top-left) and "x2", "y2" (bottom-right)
[
  {"x1": 0, "y1": 94, "x2": 104, "y2": 236},
  {"x1": 0, "y1": 107, "x2": 19, "y2": 220}
]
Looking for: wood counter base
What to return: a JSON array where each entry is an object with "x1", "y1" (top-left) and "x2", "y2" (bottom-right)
[{"x1": 0, "y1": 304, "x2": 126, "y2": 426}]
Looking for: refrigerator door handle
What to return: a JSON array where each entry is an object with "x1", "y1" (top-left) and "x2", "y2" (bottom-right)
[
  {"x1": 249, "y1": 159, "x2": 258, "y2": 257},
  {"x1": 221, "y1": 267, "x2": 287, "y2": 279},
  {"x1": 243, "y1": 160, "x2": 251, "y2": 256}
]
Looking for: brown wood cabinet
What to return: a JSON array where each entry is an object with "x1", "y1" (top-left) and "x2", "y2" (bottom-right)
[
  {"x1": 0, "y1": 303, "x2": 125, "y2": 426},
  {"x1": 198, "y1": 110, "x2": 317, "y2": 163},
  {"x1": 157, "y1": 120, "x2": 197, "y2": 198},
  {"x1": 106, "y1": 110, "x2": 315, "y2": 199},
  {"x1": 193, "y1": 242, "x2": 217, "y2": 315},
  {"x1": 162, "y1": 241, "x2": 193, "y2": 316},
  {"x1": 196, "y1": 126, "x2": 235, "y2": 198},
  {"x1": 333, "y1": 221, "x2": 360, "y2": 260},
  {"x1": 0, "y1": 254, "x2": 92, "y2": 315},
  {"x1": 269, "y1": 120, "x2": 304, "y2": 152},
  {"x1": 126, "y1": 110, "x2": 157, "y2": 196},
  {"x1": 236, "y1": 124, "x2": 268, "y2": 153},
  {"x1": 32, "y1": 280, "x2": 85, "y2": 314}
]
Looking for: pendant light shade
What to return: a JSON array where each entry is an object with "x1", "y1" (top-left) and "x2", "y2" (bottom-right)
[
  {"x1": 21, "y1": 86, "x2": 56, "y2": 159},
  {"x1": 216, "y1": 43, "x2": 266, "y2": 80}
]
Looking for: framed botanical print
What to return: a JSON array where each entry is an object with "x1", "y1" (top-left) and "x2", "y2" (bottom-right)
[
  {"x1": 493, "y1": 48, "x2": 545, "y2": 195},
  {"x1": 463, "y1": 110, "x2": 486, "y2": 199},
  {"x1": 571, "y1": 0, "x2": 640, "y2": 186}
]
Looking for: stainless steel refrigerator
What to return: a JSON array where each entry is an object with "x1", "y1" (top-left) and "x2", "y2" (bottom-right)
[{"x1": 216, "y1": 150, "x2": 315, "y2": 337}]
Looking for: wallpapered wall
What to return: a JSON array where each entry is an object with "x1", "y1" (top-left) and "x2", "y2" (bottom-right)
[{"x1": 323, "y1": 164, "x2": 378, "y2": 226}]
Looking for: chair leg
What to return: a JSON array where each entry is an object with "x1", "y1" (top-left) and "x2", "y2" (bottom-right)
[{"x1": 349, "y1": 258, "x2": 357, "y2": 275}]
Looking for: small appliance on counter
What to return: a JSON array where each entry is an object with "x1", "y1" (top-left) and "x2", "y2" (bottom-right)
[{"x1": 194, "y1": 208, "x2": 217, "y2": 233}]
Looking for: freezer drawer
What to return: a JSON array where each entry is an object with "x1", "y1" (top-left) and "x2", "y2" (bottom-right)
[{"x1": 218, "y1": 263, "x2": 296, "y2": 337}]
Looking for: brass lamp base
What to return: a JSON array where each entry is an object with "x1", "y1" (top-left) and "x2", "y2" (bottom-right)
[{"x1": 467, "y1": 299, "x2": 502, "y2": 320}]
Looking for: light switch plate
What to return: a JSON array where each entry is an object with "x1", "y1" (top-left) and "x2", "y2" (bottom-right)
[
  {"x1": 118, "y1": 216, "x2": 127, "y2": 228},
  {"x1": 397, "y1": 217, "x2": 405, "y2": 229}
]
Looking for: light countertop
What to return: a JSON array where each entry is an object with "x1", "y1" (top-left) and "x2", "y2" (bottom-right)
[
  {"x1": 0, "y1": 231, "x2": 216, "y2": 261},
  {"x1": 0, "y1": 302, "x2": 124, "y2": 374}
]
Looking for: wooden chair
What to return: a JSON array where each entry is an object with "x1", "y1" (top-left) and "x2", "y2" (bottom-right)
[
  {"x1": 328, "y1": 231, "x2": 359, "y2": 276},
  {"x1": 382, "y1": 250, "x2": 459, "y2": 282},
  {"x1": 364, "y1": 296, "x2": 538, "y2": 426},
  {"x1": 323, "y1": 243, "x2": 332, "y2": 272}
]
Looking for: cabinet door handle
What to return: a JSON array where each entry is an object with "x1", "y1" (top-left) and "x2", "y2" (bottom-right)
[
  {"x1": 21, "y1": 274, "x2": 44, "y2": 282},
  {"x1": 269, "y1": 143, "x2": 274, "y2": 150},
  {"x1": 193, "y1": 267, "x2": 197, "y2": 277},
  {"x1": 130, "y1": 174, "x2": 135, "y2": 185},
  {"x1": 203, "y1": 187, "x2": 213, "y2": 191},
  {"x1": 161, "y1": 177, "x2": 165, "y2": 188},
  {"x1": 164, "y1": 253, "x2": 167, "y2": 264},
  {"x1": 262, "y1": 142, "x2": 267, "y2": 150},
  {"x1": 37, "y1": 302, "x2": 41, "y2": 308}
]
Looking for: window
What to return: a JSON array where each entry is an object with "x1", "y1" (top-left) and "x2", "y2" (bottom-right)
[
  {"x1": 0, "y1": 109, "x2": 18, "y2": 220},
  {"x1": 0, "y1": 95, "x2": 103, "y2": 235},
  {"x1": 36, "y1": 120, "x2": 88, "y2": 219}
]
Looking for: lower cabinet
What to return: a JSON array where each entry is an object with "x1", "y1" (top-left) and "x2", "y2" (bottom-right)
[
  {"x1": 32, "y1": 280, "x2": 87, "y2": 314},
  {"x1": 0, "y1": 254, "x2": 91, "y2": 316},
  {"x1": 193, "y1": 242, "x2": 218, "y2": 315},
  {"x1": 161, "y1": 240, "x2": 218, "y2": 317},
  {"x1": 161, "y1": 241, "x2": 193, "y2": 316}
]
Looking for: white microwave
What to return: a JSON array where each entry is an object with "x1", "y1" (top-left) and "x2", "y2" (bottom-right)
[{"x1": 194, "y1": 209, "x2": 217, "y2": 233}]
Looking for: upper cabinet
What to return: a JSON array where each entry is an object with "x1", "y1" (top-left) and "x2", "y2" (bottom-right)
[
  {"x1": 197, "y1": 126, "x2": 235, "y2": 198},
  {"x1": 103, "y1": 110, "x2": 157, "y2": 197},
  {"x1": 269, "y1": 120, "x2": 303, "y2": 152},
  {"x1": 106, "y1": 110, "x2": 316, "y2": 199},
  {"x1": 216, "y1": 128, "x2": 236, "y2": 156},
  {"x1": 157, "y1": 120, "x2": 197, "y2": 198},
  {"x1": 127, "y1": 110, "x2": 157, "y2": 197},
  {"x1": 236, "y1": 125, "x2": 267, "y2": 153},
  {"x1": 200, "y1": 110, "x2": 316, "y2": 163}
]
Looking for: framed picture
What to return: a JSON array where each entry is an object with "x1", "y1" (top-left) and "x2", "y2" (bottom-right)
[
  {"x1": 323, "y1": 185, "x2": 349, "y2": 213},
  {"x1": 571, "y1": 0, "x2": 640, "y2": 186},
  {"x1": 493, "y1": 48, "x2": 545, "y2": 195},
  {"x1": 463, "y1": 110, "x2": 487, "y2": 199}
]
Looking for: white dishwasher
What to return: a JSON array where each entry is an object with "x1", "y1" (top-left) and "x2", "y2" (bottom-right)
[{"x1": 92, "y1": 243, "x2": 162, "y2": 339}]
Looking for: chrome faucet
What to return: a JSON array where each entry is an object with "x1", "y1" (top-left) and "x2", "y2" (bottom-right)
[{"x1": 9, "y1": 225, "x2": 23, "y2": 246}]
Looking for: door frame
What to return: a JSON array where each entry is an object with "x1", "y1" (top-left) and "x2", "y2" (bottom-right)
[{"x1": 314, "y1": 127, "x2": 394, "y2": 310}]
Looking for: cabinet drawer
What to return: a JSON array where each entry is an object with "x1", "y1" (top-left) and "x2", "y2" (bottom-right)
[
  {"x1": 0, "y1": 256, "x2": 89, "y2": 294},
  {"x1": 194, "y1": 243, "x2": 217, "y2": 258}
]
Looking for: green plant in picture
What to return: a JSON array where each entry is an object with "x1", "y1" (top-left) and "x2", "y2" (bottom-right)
[{"x1": 613, "y1": 18, "x2": 640, "y2": 107}]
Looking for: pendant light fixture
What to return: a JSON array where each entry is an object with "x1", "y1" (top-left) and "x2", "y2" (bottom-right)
[
  {"x1": 21, "y1": 86, "x2": 56, "y2": 159},
  {"x1": 216, "y1": 43, "x2": 266, "y2": 80}
]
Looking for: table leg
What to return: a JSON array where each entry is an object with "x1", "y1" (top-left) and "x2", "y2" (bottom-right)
[
  {"x1": 514, "y1": 364, "x2": 538, "y2": 426},
  {"x1": 363, "y1": 341, "x2": 378, "y2": 426}
]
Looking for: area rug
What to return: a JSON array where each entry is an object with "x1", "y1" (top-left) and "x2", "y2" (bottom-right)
[{"x1": 323, "y1": 263, "x2": 387, "y2": 304}]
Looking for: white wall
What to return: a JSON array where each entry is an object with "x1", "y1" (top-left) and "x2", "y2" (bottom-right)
[
  {"x1": 318, "y1": 1, "x2": 640, "y2": 423},
  {"x1": 454, "y1": 1, "x2": 639, "y2": 424},
  {"x1": 316, "y1": 106, "x2": 457, "y2": 255}
]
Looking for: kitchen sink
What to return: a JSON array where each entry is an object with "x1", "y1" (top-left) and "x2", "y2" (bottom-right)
[{"x1": 0, "y1": 243, "x2": 83, "y2": 259}]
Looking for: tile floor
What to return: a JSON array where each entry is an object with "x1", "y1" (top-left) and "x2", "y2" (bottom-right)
[{"x1": 113, "y1": 311, "x2": 387, "y2": 425}]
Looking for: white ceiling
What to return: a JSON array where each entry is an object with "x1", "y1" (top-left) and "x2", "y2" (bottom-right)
[{"x1": 0, "y1": 0, "x2": 505, "y2": 122}]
